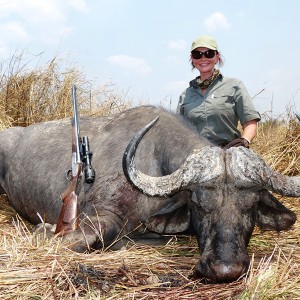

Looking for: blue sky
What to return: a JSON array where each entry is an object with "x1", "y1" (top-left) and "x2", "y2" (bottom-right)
[{"x1": 0, "y1": 0, "x2": 299, "y2": 116}]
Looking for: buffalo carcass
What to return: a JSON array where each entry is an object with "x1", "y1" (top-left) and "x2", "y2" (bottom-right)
[{"x1": 0, "y1": 106, "x2": 299, "y2": 283}]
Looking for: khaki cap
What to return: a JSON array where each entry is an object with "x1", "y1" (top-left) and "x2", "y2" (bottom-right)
[{"x1": 191, "y1": 35, "x2": 218, "y2": 51}]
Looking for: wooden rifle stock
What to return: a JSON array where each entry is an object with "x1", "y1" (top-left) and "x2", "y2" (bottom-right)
[
  {"x1": 55, "y1": 85, "x2": 82, "y2": 235},
  {"x1": 55, "y1": 164, "x2": 81, "y2": 234}
]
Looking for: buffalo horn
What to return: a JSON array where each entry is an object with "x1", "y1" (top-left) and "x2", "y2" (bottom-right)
[
  {"x1": 227, "y1": 147, "x2": 300, "y2": 197},
  {"x1": 122, "y1": 118, "x2": 224, "y2": 197}
]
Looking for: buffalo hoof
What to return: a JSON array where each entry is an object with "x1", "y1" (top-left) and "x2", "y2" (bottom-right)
[
  {"x1": 34, "y1": 222, "x2": 98, "y2": 253},
  {"x1": 34, "y1": 223, "x2": 56, "y2": 239}
]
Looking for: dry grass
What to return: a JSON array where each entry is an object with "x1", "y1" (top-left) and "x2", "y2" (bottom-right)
[
  {"x1": 252, "y1": 109, "x2": 300, "y2": 176},
  {"x1": 0, "y1": 54, "x2": 300, "y2": 299},
  {"x1": 0, "y1": 195, "x2": 299, "y2": 299},
  {"x1": 0, "y1": 51, "x2": 134, "y2": 129},
  {"x1": 241, "y1": 246, "x2": 300, "y2": 299}
]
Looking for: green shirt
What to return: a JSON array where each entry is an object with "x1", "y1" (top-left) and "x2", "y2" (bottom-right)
[{"x1": 177, "y1": 73, "x2": 261, "y2": 145}]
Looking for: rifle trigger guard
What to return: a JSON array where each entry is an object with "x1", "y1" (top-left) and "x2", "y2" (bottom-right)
[{"x1": 66, "y1": 169, "x2": 72, "y2": 181}]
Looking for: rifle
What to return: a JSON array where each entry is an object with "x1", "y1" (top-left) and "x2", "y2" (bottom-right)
[{"x1": 55, "y1": 84, "x2": 95, "y2": 235}]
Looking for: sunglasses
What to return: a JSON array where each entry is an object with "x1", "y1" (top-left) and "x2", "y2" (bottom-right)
[{"x1": 191, "y1": 49, "x2": 216, "y2": 59}]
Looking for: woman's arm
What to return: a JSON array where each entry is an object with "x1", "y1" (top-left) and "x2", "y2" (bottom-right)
[{"x1": 241, "y1": 120, "x2": 258, "y2": 143}]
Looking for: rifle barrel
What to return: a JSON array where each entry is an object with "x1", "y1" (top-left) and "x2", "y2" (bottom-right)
[{"x1": 72, "y1": 84, "x2": 81, "y2": 164}]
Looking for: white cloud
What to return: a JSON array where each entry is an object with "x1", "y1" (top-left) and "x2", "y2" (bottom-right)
[
  {"x1": 107, "y1": 55, "x2": 151, "y2": 75},
  {"x1": 0, "y1": 0, "x2": 88, "y2": 49},
  {"x1": 0, "y1": 1, "x2": 18, "y2": 18},
  {"x1": 16, "y1": 0, "x2": 65, "y2": 24},
  {"x1": 167, "y1": 39, "x2": 186, "y2": 50},
  {"x1": 66, "y1": 0, "x2": 89, "y2": 13},
  {"x1": 0, "y1": 22, "x2": 30, "y2": 42},
  {"x1": 203, "y1": 12, "x2": 231, "y2": 31}
]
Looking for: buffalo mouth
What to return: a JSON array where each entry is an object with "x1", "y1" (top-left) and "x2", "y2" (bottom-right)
[{"x1": 191, "y1": 258, "x2": 250, "y2": 283}]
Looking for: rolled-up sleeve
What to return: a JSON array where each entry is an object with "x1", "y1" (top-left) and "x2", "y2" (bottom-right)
[
  {"x1": 235, "y1": 80, "x2": 261, "y2": 124},
  {"x1": 177, "y1": 90, "x2": 186, "y2": 114}
]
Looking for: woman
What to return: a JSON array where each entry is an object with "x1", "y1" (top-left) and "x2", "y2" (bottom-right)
[{"x1": 177, "y1": 35, "x2": 260, "y2": 148}]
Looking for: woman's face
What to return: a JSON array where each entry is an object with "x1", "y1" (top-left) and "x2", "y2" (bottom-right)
[{"x1": 191, "y1": 47, "x2": 219, "y2": 78}]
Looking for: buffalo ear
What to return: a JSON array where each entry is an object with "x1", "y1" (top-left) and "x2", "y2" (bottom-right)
[
  {"x1": 256, "y1": 190, "x2": 296, "y2": 231},
  {"x1": 145, "y1": 191, "x2": 191, "y2": 234}
]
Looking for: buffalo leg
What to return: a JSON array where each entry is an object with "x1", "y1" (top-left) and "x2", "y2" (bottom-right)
[{"x1": 35, "y1": 210, "x2": 126, "y2": 252}]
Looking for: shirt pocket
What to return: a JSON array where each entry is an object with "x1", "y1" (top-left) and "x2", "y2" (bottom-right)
[
  {"x1": 182, "y1": 90, "x2": 200, "y2": 105},
  {"x1": 180, "y1": 91, "x2": 203, "y2": 115},
  {"x1": 212, "y1": 88, "x2": 236, "y2": 111}
]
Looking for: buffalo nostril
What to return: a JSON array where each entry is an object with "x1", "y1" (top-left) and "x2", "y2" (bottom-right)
[{"x1": 208, "y1": 261, "x2": 247, "y2": 283}]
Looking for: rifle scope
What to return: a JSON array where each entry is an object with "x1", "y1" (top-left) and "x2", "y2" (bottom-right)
[{"x1": 81, "y1": 136, "x2": 96, "y2": 183}]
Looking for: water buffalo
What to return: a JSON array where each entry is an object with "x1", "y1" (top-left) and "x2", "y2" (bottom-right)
[{"x1": 0, "y1": 105, "x2": 299, "y2": 283}]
